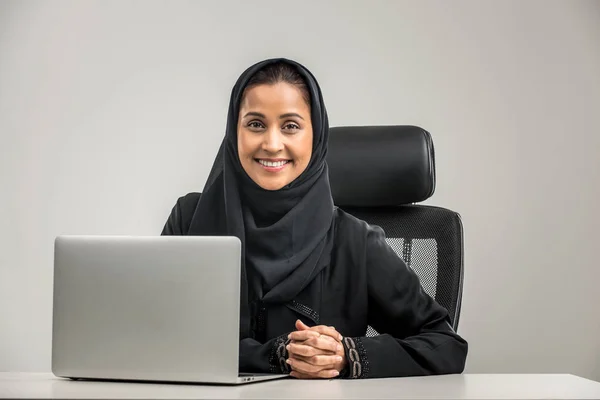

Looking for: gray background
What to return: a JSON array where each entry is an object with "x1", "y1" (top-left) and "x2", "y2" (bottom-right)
[{"x1": 1, "y1": 0, "x2": 599, "y2": 381}]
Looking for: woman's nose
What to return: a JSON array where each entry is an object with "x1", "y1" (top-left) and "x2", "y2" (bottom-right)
[{"x1": 262, "y1": 128, "x2": 284, "y2": 153}]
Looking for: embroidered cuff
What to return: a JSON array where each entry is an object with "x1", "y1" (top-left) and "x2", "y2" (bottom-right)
[
  {"x1": 341, "y1": 337, "x2": 369, "y2": 379},
  {"x1": 269, "y1": 334, "x2": 291, "y2": 374}
]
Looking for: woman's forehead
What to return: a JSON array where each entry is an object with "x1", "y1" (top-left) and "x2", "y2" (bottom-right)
[{"x1": 240, "y1": 83, "x2": 310, "y2": 114}]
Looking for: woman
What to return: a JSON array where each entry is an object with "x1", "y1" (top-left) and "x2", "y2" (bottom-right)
[{"x1": 162, "y1": 58, "x2": 468, "y2": 379}]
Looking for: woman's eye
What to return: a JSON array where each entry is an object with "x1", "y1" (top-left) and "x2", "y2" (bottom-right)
[
  {"x1": 248, "y1": 121, "x2": 264, "y2": 129},
  {"x1": 283, "y1": 122, "x2": 300, "y2": 131}
]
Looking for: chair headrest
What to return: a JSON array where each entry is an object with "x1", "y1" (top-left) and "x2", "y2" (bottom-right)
[{"x1": 327, "y1": 125, "x2": 436, "y2": 207}]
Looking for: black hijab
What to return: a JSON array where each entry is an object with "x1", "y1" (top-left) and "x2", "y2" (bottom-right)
[{"x1": 187, "y1": 58, "x2": 335, "y2": 338}]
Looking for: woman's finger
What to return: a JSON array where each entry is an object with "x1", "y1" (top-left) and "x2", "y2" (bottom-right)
[
  {"x1": 318, "y1": 369, "x2": 341, "y2": 379},
  {"x1": 290, "y1": 369, "x2": 340, "y2": 379},
  {"x1": 287, "y1": 357, "x2": 332, "y2": 374},
  {"x1": 294, "y1": 320, "x2": 343, "y2": 342},
  {"x1": 289, "y1": 336, "x2": 340, "y2": 354},
  {"x1": 293, "y1": 353, "x2": 343, "y2": 366},
  {"x1": 288, "y1": 330, "x2": 320, "y2": 341},
  {"x1": 290, "y1": 340, "x2": 336, "y2": 356},
  {"x1": 304, "y1": 335, "x2": 342, "y2": 353},
  {"x1": 287, "y1": 342, "x2": 321, "y2": 357},
  {"x1": 290, "y1": 371, "x2": 317, "y2": 379},
  {"x1": 307, "y1": 325, "x2": 343, "y2": 341},
  {"x1": 295, "y1": 319, "x2": 311, "y2": 331}
]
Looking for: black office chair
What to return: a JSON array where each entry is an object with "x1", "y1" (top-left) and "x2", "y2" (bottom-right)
[{"x1": 327, "y1": 126, "x2": 464, "y2": 334}]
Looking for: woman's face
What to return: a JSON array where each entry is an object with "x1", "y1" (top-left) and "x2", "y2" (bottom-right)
[{"x1": 237, "y1": 82, "x2": 313, "y2": 191}]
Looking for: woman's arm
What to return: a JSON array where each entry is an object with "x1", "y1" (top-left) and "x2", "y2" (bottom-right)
[
  {"x1": 341, "y1": 225, "x2": 468, "y2": 379},
  {"x1": 160, "y1": 194, "x2": 291, "y2": 374},
  {"x1": 239, "y1": 335, "x2": 292, "y2": 374}
]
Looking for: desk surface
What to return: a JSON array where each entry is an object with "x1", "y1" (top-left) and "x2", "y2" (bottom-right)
[{"x1": 2, "y1": 373, "x2": 600, "y2": 399}]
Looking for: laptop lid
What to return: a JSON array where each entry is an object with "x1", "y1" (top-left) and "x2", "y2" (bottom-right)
[{"x1": 52, "y1": 235, "x2": 242, "y2": 384}]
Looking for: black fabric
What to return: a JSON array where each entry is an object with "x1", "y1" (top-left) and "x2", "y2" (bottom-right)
[
  {"x1": 183, "y1": 58, "x2": 334, "y2": 339},
  {"x1": 340, "y1": 205, "x2": 464, "y2": 331},
  {"x1": 328, "y1": 126, "x2": 436, "y2": 207},
  {"x1": 160, "y1": 59, "x2": 468, "y2": 378},
  {"x1": 162, "y1": 195, "x2": 468, "y2": 378}
]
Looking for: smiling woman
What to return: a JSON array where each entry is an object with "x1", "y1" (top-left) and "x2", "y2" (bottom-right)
[
  {"x1": 237, "y1": 77, "x2": 313, "y2": 191},
  {"x1": 162, "y1": 58, "x2": 468, "y2": 379}
]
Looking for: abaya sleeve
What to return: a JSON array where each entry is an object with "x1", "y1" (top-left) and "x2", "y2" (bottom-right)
[
  {"x1": 161, "y1": 193, "x2": 291, "y2": 374},
  {"x1": 340, "y1": 224, "x2": 468, "y2": 378}
]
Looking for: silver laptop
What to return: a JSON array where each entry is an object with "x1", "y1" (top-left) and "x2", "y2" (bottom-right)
[{"x1": 52, "y1": 235, "x2": 287, "y2": 384}]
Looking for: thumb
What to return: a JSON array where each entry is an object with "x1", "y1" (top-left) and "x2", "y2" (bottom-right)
[{"x1": 295, "y1": 319, "x2": 311, "y2": 331}]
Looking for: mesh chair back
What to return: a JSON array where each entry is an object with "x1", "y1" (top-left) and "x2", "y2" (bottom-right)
[{"x1": 340, "y1": 205, "x2": 464, "y2": 334}]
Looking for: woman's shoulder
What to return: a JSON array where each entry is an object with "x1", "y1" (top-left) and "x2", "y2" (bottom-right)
[
  {"x1": 162, "y1": 192, "x2": 202, "y2": 235},
  {"x1": 333, "y1": 208, "x2": 386, "y2": 245},
  {"x1": 331, "y1": 208, "x2": 390, "y2": 275},
  {"x1": 175, "y1": 192, "x2": 202, "y2": 212},
  {"x1": 334, "y1": 207, "x2": 367, "y2": 231}
]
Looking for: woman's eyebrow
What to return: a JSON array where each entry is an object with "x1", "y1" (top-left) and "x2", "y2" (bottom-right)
[
  {"x1": 242, "y1": 112, "x2": 305, "y2": 120},
  {"x1": 279, "y1": 113, "x2": 304, "y2": 120},
  {"x1": 242, "y1": 111, "x2": 266, "y2": 119}
]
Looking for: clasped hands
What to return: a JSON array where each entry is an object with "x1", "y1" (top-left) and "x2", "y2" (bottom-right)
[{"x1": 286, "y1": 319, "x2": 346, "y2": 379}]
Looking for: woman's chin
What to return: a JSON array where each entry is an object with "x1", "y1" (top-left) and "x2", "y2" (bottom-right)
[{"x1": 254, "y1": 177, "x2": 290, "y2": 191}]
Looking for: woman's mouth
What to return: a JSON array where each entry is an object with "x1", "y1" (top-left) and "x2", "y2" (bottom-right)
[{"x1": 256, "y1": 159, "x2": 291, "y2": 172}]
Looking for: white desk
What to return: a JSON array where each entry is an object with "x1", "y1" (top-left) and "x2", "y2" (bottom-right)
[{"x1": 2, "y1": 373, "x2": 600, "y2": 399}]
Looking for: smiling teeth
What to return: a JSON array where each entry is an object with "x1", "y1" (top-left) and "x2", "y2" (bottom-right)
[{"x1": 259, "y1": 160, "x2": 288, "y2": 167}]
